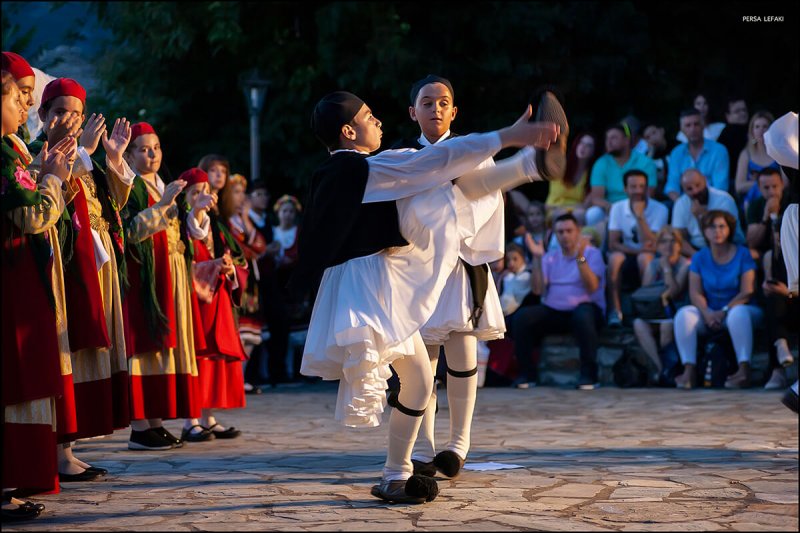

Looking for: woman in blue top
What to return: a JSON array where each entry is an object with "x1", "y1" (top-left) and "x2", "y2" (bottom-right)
[{"x1": 673, "y1": 210, "x2": 762, "y2": 389}]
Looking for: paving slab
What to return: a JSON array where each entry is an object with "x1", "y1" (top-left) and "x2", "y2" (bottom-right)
[{"x1": 4, "y1": 383, "x2": 797, "y2": 531}]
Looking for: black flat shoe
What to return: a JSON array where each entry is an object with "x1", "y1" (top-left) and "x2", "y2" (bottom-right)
[
  {"x1": 1, "y1": 503, "x2": 40, "y2": 522},
  {"x1": 181, "y1": 425, "x2": 215, "y2": 442},
  {"x1": 433, "y1": 450, "x2": 465, "y2": 478},
  {"x1": 152, "y1": 426, "x2": 183, "y2": 448},
  {"x1": 59, "y1": 468, "x2": 103, "y2": 482},
  {"x1": 411, "y1": 459, "x2": 437, "y2": 477},
  {"x1": 85, "y1": 466, "x2": 108, "y2": 476},
  {"x1": 206, "y1": 423, "x2": 241, "y2": 439}
]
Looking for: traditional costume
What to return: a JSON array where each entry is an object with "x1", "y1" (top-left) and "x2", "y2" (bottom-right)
[
  {"x1": 28, "y1": 78, "x2": 133, "y2": 443},
  {"x1": 2, "y1": 132, "x2": 74, "y2": 494},
  {"x1": 182, "y1": 168, "x2": 247, "y2": 417},
  {"x1": 121, "y1": 123, "x2": 204, "y2": 446},
  {"x1": 393, "y1": 118, "x2": 507, "y2": 478}
]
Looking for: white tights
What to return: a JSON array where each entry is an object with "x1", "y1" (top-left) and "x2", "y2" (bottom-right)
[
  {"x1": 674, "y1": 304, "x2": 764, "y2": 365},
  {"x1": 412, "y1": 332, "x2": 477, "y2": 463},
  {"x1": 383, "y1": 331, "x2": 434, "y2": 481}
]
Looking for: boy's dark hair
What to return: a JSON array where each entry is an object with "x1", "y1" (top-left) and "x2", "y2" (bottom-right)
[
  {"x1": 553, "y1": 212, "x2": 579, "y2": 227},
  {"x1": 623, "y1": 169, "x2": 648, "y2": 188},
  {"x1": 409, "y1": 75, "x2": 454, "y2": 106}
]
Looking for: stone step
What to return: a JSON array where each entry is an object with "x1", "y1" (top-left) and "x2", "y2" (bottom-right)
[{"x1": 536, "y1": 333, "x2": 797, "y2": 387}]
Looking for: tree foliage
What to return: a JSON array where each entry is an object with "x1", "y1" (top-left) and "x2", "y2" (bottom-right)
[{"x1": 82, "y1": 1, "x2": 798, "y2": 197}]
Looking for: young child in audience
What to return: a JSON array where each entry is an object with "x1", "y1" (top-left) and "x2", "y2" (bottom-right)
[{"x1": 499, "y1": 243, "x2": 532, "y2": 316}]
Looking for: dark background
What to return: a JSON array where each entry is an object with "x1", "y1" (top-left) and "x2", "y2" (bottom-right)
[{"x1": 3, "y1": 1, "x2": 798, "y2": 199}]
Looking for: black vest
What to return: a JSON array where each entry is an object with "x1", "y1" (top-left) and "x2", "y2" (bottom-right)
[{"x1": 289, "y1": 151, "x2": 407, "y2": 294}]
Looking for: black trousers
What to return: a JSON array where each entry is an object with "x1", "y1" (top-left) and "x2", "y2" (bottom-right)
[
  {"x1": 509, "y1": 303, "x2": 604, "y2": 382},
  {"x1": 764, "y1": 293, "x2": 800, "y2": 371}
]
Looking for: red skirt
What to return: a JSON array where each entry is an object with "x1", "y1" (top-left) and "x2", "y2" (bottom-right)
[
  {"x1": 3, "y1": 421, "x2": 59, "y2": 494},
  {"x1": 129, "y1": 371, "x2": 201, "y2": 421},
  {"x1": 197, "y1": 356, "x2": 245, "y2": 409}
]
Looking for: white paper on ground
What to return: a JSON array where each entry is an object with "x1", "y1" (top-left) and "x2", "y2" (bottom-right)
[{"x1": 463, "y1": 462, "x2": 525, "y2": 471}]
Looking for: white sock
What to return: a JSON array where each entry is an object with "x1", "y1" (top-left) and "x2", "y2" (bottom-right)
[
  {"x1": 444, "y1": 333, "x2": 477, "y2": 460},
  {"x1": 411, "y1": 347, "x2": 440, "y2": 463},
  {"x1": 383, "y1": 332, "x2": 433, "y2": 481}
]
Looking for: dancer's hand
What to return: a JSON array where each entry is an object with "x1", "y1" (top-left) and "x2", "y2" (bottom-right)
[
  {"x1": 40, "y1": 140, "x2": 71, "y2": 182},
  {"x1": 156, "y1": 179, "x2": 187, "y2": 208},
  {"x1": 47, "y1": 113, "x2": 83, "y2": 145},
  {"x1": 79, "y1": 113, "x2": 107, "y2": 156},
  {"x1": 498, "y1": 105, "x2": 559, "y2": 149},
  {"x1": 102, "y1": 118, "x2": 132, "y2": 168}
]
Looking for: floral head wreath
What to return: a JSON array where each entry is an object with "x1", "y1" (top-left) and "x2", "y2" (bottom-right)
[{"x1": 273, "y1": 194, "x2": 302, "y2": 213}]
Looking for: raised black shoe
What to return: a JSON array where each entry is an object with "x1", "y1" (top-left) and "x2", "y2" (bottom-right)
[{"x1": 531, "y1": 88, "x2": 569, "y2": 181}]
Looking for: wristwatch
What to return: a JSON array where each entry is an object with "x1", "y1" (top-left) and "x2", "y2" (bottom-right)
[
  {"x1": 576, "y1": 255, "x2": 587, "y2": 265},
  {"x1": 722, "y1": 305, "x2": 730, "y2": 314}
]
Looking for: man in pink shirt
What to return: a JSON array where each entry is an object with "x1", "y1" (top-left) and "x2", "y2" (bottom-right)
[{"x1": 511, "y1": 213, "x2": 607, "y2": 389}]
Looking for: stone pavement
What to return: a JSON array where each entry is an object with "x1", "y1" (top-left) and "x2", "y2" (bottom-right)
[{"x1": 6, "y1": 382, "x2": 798, "y2": 531}]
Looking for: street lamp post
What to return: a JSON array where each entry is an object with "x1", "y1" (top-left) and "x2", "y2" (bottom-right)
[{"x1": 241, "y1": 70, "x2": 270, "y2": 182}]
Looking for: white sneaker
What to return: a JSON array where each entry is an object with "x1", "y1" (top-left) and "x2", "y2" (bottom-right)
[{"x1": 775, "y1": 339, "x2": 795, "y2": 367}]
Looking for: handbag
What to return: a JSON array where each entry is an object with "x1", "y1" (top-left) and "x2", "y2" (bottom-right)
[{"x1": 631, "y1": 281, "x2": 668, "y2": 319}]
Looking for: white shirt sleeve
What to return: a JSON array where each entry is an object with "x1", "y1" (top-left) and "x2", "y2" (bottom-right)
[
  {"x1": 607, "y1": 201, "x2": 623, "y2": 231},
  {"x1": 671, "y1": 197, "x2": 689, "y2": 229},
  {"x1": 106, "y1": 156, "x2": 136, "y2": 186},
  {"x1": 362, "y1": 132, "x2": 502, "y2": 203},
  {"x1": 76, "y1": 146, "x2": 94, "y2": 172}
]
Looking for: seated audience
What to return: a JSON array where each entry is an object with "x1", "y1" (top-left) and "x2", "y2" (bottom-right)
[
  {"x1": 676, "y1": 92, "x2": 726, "y2": 143},
  {"x1": 586, "y1": 124, "x2": 657, "y2": 238},
  {"x1": 716, "y1": 96, "x2": 750, "y2": 192},
  {"x1": 673, "y1": 210, "x2": 761, "y2": 389},
  {"x1": 745, "y1": 167, "x2": 789, "y2": 259},
  {"x1": 735, "y1": 111, "x2": 780, "y2": 210},
  {"x1": 509, "y1": 214, "x2": 606, "y2": 390},
  {"x1": 545, "y1": 132, "x2": 598, "y2": 225},
  {"x1": 665, "y1": 109, "x2": 730, "y2": 200},
  {"x1": 606, "y1": 169, "x2": 669, "y2": 326},
  {"x1": 671, "y1": 169, "x2": 744, "y2": 258},
  {"x1": 632, "y1": 226, "x2": 690, "y2": 379},
  {"x1": 513, "y1": 200, "x2": 551, "y2": 259},
  {"x1": 761, "y1": 222, "x2": 798, "y2": 390},
  {"x1": 642, "y1": 122, "x2": 675, "y2": 202},
  {"x1": 498, "y1": 242, "x2": 533, "y2": 317}
]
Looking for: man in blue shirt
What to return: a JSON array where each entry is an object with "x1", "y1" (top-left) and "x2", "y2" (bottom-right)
[
  {"x1": 665, "y1": 109, "x2": 730, "y2": 201},
  {"x1": 586, "y1": 124, "x2": 657, "y2": 230}
]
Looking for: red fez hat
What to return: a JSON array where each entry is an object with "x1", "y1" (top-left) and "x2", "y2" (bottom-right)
[
  {"x1": 41, "y1": 78, "x2": 86, "y2": 107},
  {"x1": 178, "y1": 167, "x2": 208, "y2": 188},
  {"x1": 2, "y1": 51, "x2": 34, "y2": 80},
  {"x1": 130, "y1": 122, "x2": 157, "y2": 143}
]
